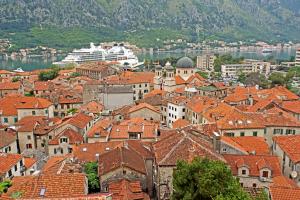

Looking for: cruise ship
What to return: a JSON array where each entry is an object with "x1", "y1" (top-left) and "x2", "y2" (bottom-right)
[{"x1": 54, "y1": 43, "x2": 142, "y2": 68}]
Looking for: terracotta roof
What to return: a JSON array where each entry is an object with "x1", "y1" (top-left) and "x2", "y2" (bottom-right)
[
  {"x1": 186, "y1": 96, "x2": 216, "y2": 113},
  {"x1": 216, "y1": 109, "x2": 265, "y2": 130},
  {"x1": 42, "y1": 156, "x2": 83, "y2": 175},
  {"x1": 58, "y1": 96, "x2": 83, "y2": 104},
  {"x1": 280, "y1": 100, "x2": 300, "y2": 114},
  {"x1": 128, "y1": 103, "x2": 160, "y2": 114},
  {"x1": 0, "y1": 130, "x2": 16, "y2": 148},
  {"x1": 109, "y1": 118, "x2": 158, "y2": 140},
  {"x1": 225, "y1": 86, "x2": 257, "y2": 103},
  {"x1": 87, "y1": 118, "x2": 112, "y2": 138},
  {"x1": 0, "y1": 95, "x2": 52, "y2": 116},
  {"x1": 3, "y1": 173, "x2": 87, "y2": 199},
  {"x1": 257, "y1": 86, "x2": 299, "y2": 101},
  {"x1": 223, "y1": 154, "x2": 281, "y2": 177},
  {"x1": 0, "y1": 153, "x2": 22, "y2": 176},
  {"x1": 271, "y1": 176, "x2": 299, "y2": 188},
  {"x1": 16, "y1": 116, "x2": 53, "y2": 132},
  {"x1": 0, "y1": 70, "x2": 12, "y2": 74},
  {"x1": 175, "y1": 75, "x2": 186, "y2": 85},
  {"x1": 202, "y1": 102, "x2": 234, "y2": 123},
  {"x1": 34, "y1": 81, "x2": 51, "y2": 91},
  {"x1": 269, "y1": 186, "x2": 300, "y2": 200},
  {"x1": 153, "y1": 130, "x2": 225, "y2": 166},
  {"x1": 0, "y1": 81, "x2": 21, "y2": 90},
  {"x1": 104, "y1": 72, "x2": 154, "y2": 85},
  {"x1": 109, "y1": 179, "x2": 150, "y2": 200},
  {"x1": 247, "y1": 99, "x2": 274, "y2": 112},
  {"x1": 80, "y1": 101, "x2": 104, "y2": 114},
  {"x1": 98, "y1": 146, "x2": 146, "y2": 175},
  {"x1": 24, "y1": 157, "x2": 37, "y2": 169},
  {"x1": 67, "y1": 113, "x2": 93, "y2": 129},
  {"x1": 221, "y1": 136, "x2": 270, "y2": 155},
  {"x1": 172, "y1": 119, "x2": 190, "y2": 129},
  {"x1": 73, "y1": 140, "x2": 153, "y2": 163},
  {"x1": 273, "y1": 135, "x2": 300, "y2": 163},
  {"x1": 48, "y1": 128, "x2": 83, "y2": 145},
  {"x1": 143, "y1": 89, "x2": 166, "y2": 99}
]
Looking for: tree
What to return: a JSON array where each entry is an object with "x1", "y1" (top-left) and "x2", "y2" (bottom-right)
[
  {"x1": 237, "y1": 71, "x2": 246, "y2": 84},
  {"x1": 38, "y1": 67, "x2": 59, "y2": 81},
  {"x1": 12, "y1": 76, "x2": 20, "y2": 82},
  {"x1": 70, "y1": 72, "x2": 80, "y2": 78},
  {"x1": 172, "y1": 157, "x2": 254, "y2": 200},
  {"x1": 0, "y1": 180, "x2": 12, "y2": 194},
  {"x1": 268, "y1": 72, "x2": 286, "y2": 86},
  {"x1": 84, "y1": 162, "x2": 100, "y2": 193},
  {"x1": 197, "y1": 71, "x2": 208, "y2": 79}
]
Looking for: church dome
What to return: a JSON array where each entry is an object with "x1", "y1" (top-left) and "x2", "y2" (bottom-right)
[{"x1": 176, "y1": 57, "x2": 194, "y2": 68}]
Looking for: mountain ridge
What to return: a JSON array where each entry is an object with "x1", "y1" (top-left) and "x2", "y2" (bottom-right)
[{"x1": 1, "y1": 0, "x2": 300, "y2": 49}]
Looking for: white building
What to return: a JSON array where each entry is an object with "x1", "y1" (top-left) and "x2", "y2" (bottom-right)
[
  {"x1": 166, "y1": 96, "x2": 187, "y2": 128},
  {"x1": 296, "y1": 48, "x2": 300, "y2": 67},
  {"x1": 196, "y1": 54, "x2": 216, "y2": 71}
]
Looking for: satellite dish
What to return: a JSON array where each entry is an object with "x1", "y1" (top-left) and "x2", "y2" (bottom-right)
[{"x1": 291, "y1": 171, "x2": 298, "y2": 179}]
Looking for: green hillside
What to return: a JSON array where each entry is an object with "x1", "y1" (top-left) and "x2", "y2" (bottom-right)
[{"x1": 0, "y1": 0, "x2": 300, "y2": 49}]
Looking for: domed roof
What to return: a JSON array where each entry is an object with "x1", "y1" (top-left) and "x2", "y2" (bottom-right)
[
  {"x1": 176, "y1": 57, "x2": 194, "y2": 68},
  {"x1": 164, "y1": 62, "x2": 173, "y2": 70},
  {"x1": 155, "y1": 64, "x2": 162, "y2": 70}
]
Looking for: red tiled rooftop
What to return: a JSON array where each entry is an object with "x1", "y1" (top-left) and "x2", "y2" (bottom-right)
[
  {"x1": 273, "y1": 135, "x2": 300, "y2": 163},
  {"x1": 0, "y1": 153, "x2": 22, "y2": 176},
  {"x1": 172, "y1": 119, "x2": 190, "y2": 129},
  {"x1": 0, "y1": 81, "x2": 21, "y2": 90},
  {"x1": 223, "y1": 154, "x2": 281, "y2": 177},
  {"x1": 0, "y1": 130, "x2": 16, "y2": 148},
  {"x1": 48, "y1": 128, "x2": 83, "y2": 145},
  {"x1": 269, "y1": 186, "x2": 300, "y2": 200},
  {"x1": 221, "y1": 136, "x2": 270, "y2": 155}
]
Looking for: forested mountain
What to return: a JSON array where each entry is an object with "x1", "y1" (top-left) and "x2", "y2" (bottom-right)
[{"x1": 1, "y1": 0, "x2": 300, "y2": 49}]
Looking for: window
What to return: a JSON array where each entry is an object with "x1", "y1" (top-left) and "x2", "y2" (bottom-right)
[
  {"x1": 240, "y1": 132, "x2": 245, "y2": 137},
  {"x1": 54, "y1": 149, "x2": 57, "y2": 154},
  {"x1": 49, "y1": 135, "x2": 52, "y2": 140},
  {"x1": 8, "y1": 170, "x2": 12, "y2": 178},
  {"x1": 123, "y1": 170, "x2": 126, "y2": 175},
  {"x1": 145, "y1": 84, "x2": 148, "y2": 87},
  {"x1": 226, "y1": 132, "x2": 235, "y2": 137},
  {"x1": 139, "y1": 84, "x2": 141, "y2": 88},
  {"x1": 14, "y1": 165, "x2": 18, "y2": 172},
  {"x1": 182, "y1": 108, "x2": 185, "y2": 112},
  {"x1": 273, "y1": 129, "x2": 283, "y2": 135},
  {"x1": 3, "y1": 118, "x2": 8, "y2": 123},
  {"x1": 32, "y1": 111, "x2": 36, "y2": 115},
  {"x1": 253, "y1": 183, "x2": 257, "y2": 188},
  {"x1": 14, "y1": 118, "x2": 18, "y2": 123},
  {"x1": 45, "y1": 110, "x2": 48, "y2": 114},
  {"x1": 60, "y1": 149, "x2": 63, "y2": 154},
  {"x1": 27, "y1": 135, "x2": 31, "y2": 140},
  {"x1": 26, "y1": 144, "x2": 32, "y2": 149},
  {"x1": 20, "y1": 160, "x2": 23, "y2": 167},
  {"x1": 262, "y1": 171, "x2": 269, "y2": 178},
  {"x1": 253, "y1": 131, "x2": 257, "y2": 136},
  {"x1": 222, "y1": 148, "x2": 227, "y2": 153},
  {"x1": 242, "y1": 169, "x2": 246, "y2": 175}
]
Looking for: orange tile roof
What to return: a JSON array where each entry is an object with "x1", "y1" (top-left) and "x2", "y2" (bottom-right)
[
  {"x1": 221, "y1": 136, "x2": 270, "y2": 155},
  {"x1": 247, "y1": 99, "x2": 274, "y2": 112},
  {"x1": 271, "y1": 176, "x2": 298, "y2": 188},
  {"x1": 109, "y1": 118, "x2": 158, "y2": 140},
  {"x1": 225, "y1": 86, "x2": 257, "y2": 103},
  {"x1": 98, "y1": 146, "x2": 146, "y2": 175},
  {"x1": 172, "y1": 119, "x2": 190, "y2": 129},
  {"x1": 73, "y1": 140, "x2": 153, "y2": 163},
  {"x1": 104, "y1": 72, "x2": 154, "y2": 85},
  {"x1": 143, "y1": 89, "x2": 166, "y2": 98},
  {"x1": 186, "y1": 96, "x2": 216, "y2": 113},
  {"x1": 16, "y1": 116, "x2": 50, "y2": 132},
  {"x1": 202, "y1": 102, "x2": 234, "y2": 123},
  {"x1": 216, "y1": 109, "x2": 265, "y2": 130},
  {"x1": 257, "y1": 86, "x2": 299, "y2": 101},
  {"x1": 280, "y1": 100, "x2": 300, "y2": 114},
  {"x1": 3, "y1": 173, "x2": 87, "y2": 199},
  {"x1": 0, "y1": 81, "x2": 21, "y2": 90},
  {"x1": 80, "y1": 101, "x2": 104, "y2": 114},
  {"x1": 109, "y1": 179, "x2": 150, "y2": 200},
  {"x1": 0, "y1": 153, "x2": 22, "y2": 176},
  {"x1": 175, "y1": 75, "x2": 186, "y2": 85},
  {"x1": 128, "y1": 103, "x2": 160, "y2": 114},
  {"x1": 87, "y1": 118, "x2": 112, "y2": 138},
  {"x1": 273, "y1": 135, "x2": 300, "y2": 163},
  {"x1": 0, "y1": 70, "x2": 12, "y2": 74},
  {"x1": 269, "y1": 186, "x2": 300, "y2": 200},
  {"x1": 0, "y1": 130, "x2": 16, "y2": 148},
  {"x1": 66, "y1": 113, "x2": 93, "y2": 129},
  {"x1": 153, "y1": 130, "x2": 225, "y2": 166},
  {"x1": 48, "y1": 128, "x2": 83, "y2": 145},
  {"x1": 24, "y1": 157, "x2": 37, "y2": 169},
  {"x1": 223, "y1": 154, "x2": 282, "y2": 177},
  {"x1": 34, "y1": 81, "x2": 52, "y2": 91}
]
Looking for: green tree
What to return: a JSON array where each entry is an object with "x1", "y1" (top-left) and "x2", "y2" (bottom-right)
[
  {"x1": 172, "y1": 157, "x2": 252, "y2": 200},
  {"x1": 268, "y1": 72, "x2": 286, "y2": 86},
  {"x1": 84, "y1": 162, "x2": 100, "y2": 193},
  {"x1": 214, "y1": 54, "x2": 244, "y2": 72},
  {"x1": 197, "y1": 71, "x2": 209, "y2": 79},
  {"x1": 12, "y1": 76, "x2": 21, "y2": 82},
  {"x1": 237, "y1": 71, "x2": 246, "y2": 84},
  {"x1": 0, "y1": 180, "x2": 12, "y2": 194},
  {"x1": 38, "y1": 67, "x2": 59, "y2": 81},
  {"x1": 70, "y1": 72, "x2": 81, "y2": 78}
]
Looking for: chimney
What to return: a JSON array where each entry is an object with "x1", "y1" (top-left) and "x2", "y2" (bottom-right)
[{"x1": 213, "y1": 132, "x2": 221, "y2": 153}]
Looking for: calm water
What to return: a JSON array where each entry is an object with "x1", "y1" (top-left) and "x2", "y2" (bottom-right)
[{"x1": 0, "y1": 49, "x2": 296, "y2": 71}]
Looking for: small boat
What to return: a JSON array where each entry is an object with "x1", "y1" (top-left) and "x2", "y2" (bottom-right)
[
  {"x1": 262, "y1": 48, "x2": 273, "y2": 54},
  {"x1": 13, "y1": 68, "x2": 24, "y2": 73}
]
